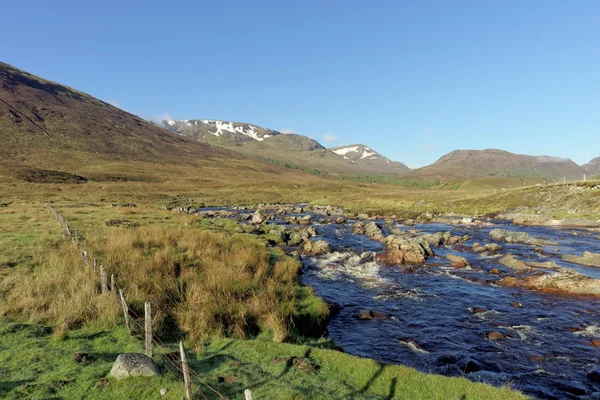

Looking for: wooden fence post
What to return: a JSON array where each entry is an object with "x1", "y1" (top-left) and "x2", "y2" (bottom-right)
[
  {"x1": 110, "y1": 274, "x2": 116, "y2": 292},
  {"x1": 179, "y1": 341, "x2": 192, "y2": 400},
  {"x1": 118, "y1": 289, "x2": 131, "y2": 334},
  {"x1": 100, "y1": 266, "x2": 108, "y2": 294},
  {"x1": 244, "y1": 389, "x2": 254, "y2": 400},
  {"x1": 93, "y1": 258, "x2": 97, "y2": 273},
  {"x1": 145, "y1": 302, "x2": 152, "y2": 357}
]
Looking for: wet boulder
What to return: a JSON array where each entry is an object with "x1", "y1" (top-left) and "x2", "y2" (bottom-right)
[
  {"x1": 498, "y1": 255, "x2": 531, "y2": 272},
  {"x1": 364, "y1": 222, "x2": 384, "y2": 240},
  {"x1": 489, "y1": 229, "x2": 556, "y2": 246},
  {"x1": 484, "y1": 243, "x2": 502, "y2": 255},
  {"x1": 562, "y1": 251, "x2": 600, "y2": 268},
  {"x1": 109, "y1": 353, "x2": 160, "y2": 380},
  {"x1": 588, "y1": 367, "x2": 600, "y2": 383},
  {"x1": 498, "y1": 269, "x2": 600, "y2": 297},
  {"x1": 486, "y1": 331, "x2": 507, "y2": 340},
  {"x1": 446, "y1": 254, "x2": 470, "y2": 269},
  {"x1": 302, "y1": 240, "x2": 332, "y2": 256},
  {"x1": 252, "y1": 210, "x2": 266, "y2": 224},
  {"x1": 421, "y1": 232, "x2": 444, "y2": 247}
]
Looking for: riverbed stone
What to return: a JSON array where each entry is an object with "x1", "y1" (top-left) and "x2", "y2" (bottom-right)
[
  {"x1": 562, "y1": 251, "x2": 600, "y2": 268},
  {"x1": 446, "y1": 254, "x2": 470, "y2": 269},
  {"x1": 498, "y1": 255, "x2": 531, "y2": 272},
  {"x1": 302, "y1": 240, "x2": 331, "y2": 256},
  {"x1": 109, "y1": 353, "x2": 160, "y2": 380},
  {"x1": 489, "y1": 228, "x2": 556, "y2": 245},
  {"x1": 252, "y1": 210, "x2": 266, "y2": 224}
]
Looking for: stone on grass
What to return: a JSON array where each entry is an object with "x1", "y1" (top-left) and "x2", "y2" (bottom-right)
[{"x1": 109, "y1": 353, "x2": 160, "y2": 380}]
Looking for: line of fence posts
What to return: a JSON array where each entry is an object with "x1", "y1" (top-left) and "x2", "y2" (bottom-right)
[{"x1": 47, "y1": 204, "x2": 254, "y2": 399}]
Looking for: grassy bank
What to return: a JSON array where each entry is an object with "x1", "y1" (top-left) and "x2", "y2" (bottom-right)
[
  {"x1": 0, "y1": 200, "x2": 533, "y2": 399},
  {"x1": 0, "y1": 320, "x2": 528, "y2": 400}
]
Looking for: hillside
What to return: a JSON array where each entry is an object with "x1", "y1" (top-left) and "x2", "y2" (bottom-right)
[
  {"x1": 583, "y1": 157, "x2": 600, "y2": 177},
  {"x1": 162, "y1": 119, "x2": 411, "y2": 176},
  {"x1": 405, "y1": 149, "x2": 585, "y2": 181},
  {"x1": 161, "y1": 119, "x2": 281, "y2": 145},
  {"x1": 0, "y1": 61, "x2": 301, "y2": 184},
  {"x1": 329, "y1": 144, "x2": 410, "y2": 174}
]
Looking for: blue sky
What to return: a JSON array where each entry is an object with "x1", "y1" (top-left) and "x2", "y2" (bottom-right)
[{"x1": 2, "y1": 1, "x2": 599, "y2": 167}]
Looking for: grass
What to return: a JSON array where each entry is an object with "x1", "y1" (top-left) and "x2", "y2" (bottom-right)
[
  {"x1": 0, "y1": 319, "x2": 185, "y2": 400},
  {"x1": 0, "y1": 319, "x2": 528, "y2": 400},
  {"x1": 0, "y1": 200, "x2": 533, "y2": 399}
]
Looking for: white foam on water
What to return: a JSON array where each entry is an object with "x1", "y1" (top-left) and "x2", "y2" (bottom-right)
[
  {"x1": 399, "y1": 340, "x2": 430, "y2": 355},
  {"x1": 312, "y1": 251, "x2": 388, "y2": 286},
  {"x1": 573, "y1": 325, "x2": 600, "y2": 338}
]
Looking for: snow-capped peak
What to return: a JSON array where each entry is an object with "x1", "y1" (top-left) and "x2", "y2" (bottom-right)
[{"x1": 164, "y1": 119, "x2": 278, "y2": 141}]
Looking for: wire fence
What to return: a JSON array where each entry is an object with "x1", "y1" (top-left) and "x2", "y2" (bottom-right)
[{"x1": 47, "y1": 204, "x2": 228, "y2": 399}]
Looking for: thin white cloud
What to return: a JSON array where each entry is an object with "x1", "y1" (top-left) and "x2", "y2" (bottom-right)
[
  {"x1": 323, "y1": 132, "x2": 339, "y2": 143},
  {"x1": 107, "y1": 99, "x2": 121, "y2": 108},
  {"x1": 280, "y1": 128, "x2": 296, "y2": 134},
  {"x1": 407, "y1": 163, "x2": 423, "y2": 169}
]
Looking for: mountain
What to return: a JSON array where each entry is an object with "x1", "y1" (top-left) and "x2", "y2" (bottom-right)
[
  {"x1": 162, "y1": 119, "x2": 411, "y2": 176},
  {"x1": 162, "y1": 119, "x2": 281, "y2": 145},
  {"x1": 406, "y1": 149, "x2": 585, "y2": 181},
  {"x1": 329, "y1": 144, "x2": 410, "y2": 174},
  {"x1": 583, "y1": 157, "x2": 600, "y2": 177},
  {"x1": 0, "y1": 61, "x2": 291, "y2": 184}
]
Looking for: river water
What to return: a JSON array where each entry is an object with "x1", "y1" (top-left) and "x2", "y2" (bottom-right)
[{"x1": 199, "y1": 207, "x2": 600, "y2": 399}]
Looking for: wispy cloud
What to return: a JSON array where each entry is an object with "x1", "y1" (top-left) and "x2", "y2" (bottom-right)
[
  {"x1": 280, "y1": 128, "x2": 296, "y2": 134},
  {"x1": 135, "y1": 111, "x2": 173, "y2": 124},
  {"x1": 323, "y1": 132, "x2": 339, "y2": 143},
  {"x1": 107, "y1": 99, "x2": 121, "y2": 108}
]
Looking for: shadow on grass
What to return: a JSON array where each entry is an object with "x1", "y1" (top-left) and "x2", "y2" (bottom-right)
[{"x1": 0, "y1": 380, "x2": 34, "y2": 396}]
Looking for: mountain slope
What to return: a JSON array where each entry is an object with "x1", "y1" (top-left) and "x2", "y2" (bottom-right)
[
  {"x1": 163, "y1": 119, "x2": 411, "y2": 176},
  {"x1": 162, "y1": 119, "x2": 281, "y2": 145},
  {"x1": 406, "y1": 149, "x2": 585, "y2": 181},
  {"x1": 329, "y1": 144, "x2": 410, "y2": 174},
  {"x1": 583, "y1": 157, "x2": 600, "y2": 177},
  {"x1": 0, "y1": 61, "x2": 306, "y2": 185}
]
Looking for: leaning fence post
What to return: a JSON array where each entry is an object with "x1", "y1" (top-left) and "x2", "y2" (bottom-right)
[
  {"x1": 110, "y1": 274, "x2": 116, "y2": 292},
  {"x1": 145, "y1": 302, "x2": 152, "y2": 357},
  {"x1": 179, "y1": 341, "x2": 192, "y2": 400},
  {"x1": 100, "y1": 266, "x2": 108, "y2": 294},
  {"x1": 118, "y1": 289, "x2": 131, "y2": 334},
  {"x1": 244, "y1": 389, "x2": 254, "y2": 400}
]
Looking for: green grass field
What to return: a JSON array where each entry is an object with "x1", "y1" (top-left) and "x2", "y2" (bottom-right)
[{"x1": 0, "y1": 198, "x2": 533, "y2": 399}]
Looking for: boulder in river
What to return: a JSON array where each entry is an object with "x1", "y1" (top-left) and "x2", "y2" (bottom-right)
[
  {"x1": 562, "y1": 251, "x2": 600, "y2": 268},
  {"x1": 302, "y1": 240, "x2": 331, "y2": 256},
  {"x1": 498, "y1": 269, "x2": 600, "y2": 297},
  {"x1": 498, "y1": 255, "x2": 531, "y2": 272},
  {"x1": 364, "y1": 222, "x2": 384, "y2": 241},
  {"x1": 252, "y1": 210, "x2": 266, "y2": 224},
  {"x1": 489, "y1": 229, "x2": 557, "y2": 246},
  {"x1": 109, "y1": 353, "x2": 160, "y2": 380},
  {"x1": 446, "y1": 254, "x2": 470, "y2": 269}
]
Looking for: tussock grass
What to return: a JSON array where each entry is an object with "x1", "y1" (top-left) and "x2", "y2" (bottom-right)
[
  {"x1": 0, "y1": 241, "x2": 120, "y2": 329},
  {"x1": 69, "y1": 225, "x2": 317, "y2": 342}
]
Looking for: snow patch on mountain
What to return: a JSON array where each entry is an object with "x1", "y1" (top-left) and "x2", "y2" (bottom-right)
[
  {"x1": 361, "y1": 149, "x2": 376, "y2": 159},
  {"x1": 332, "y1": 146, "x2": 359, "y2": 156}
]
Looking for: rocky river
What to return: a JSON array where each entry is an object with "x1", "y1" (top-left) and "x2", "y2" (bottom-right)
[{"x1": 192, "y1": 205, "x2": 600, "y2": 399}]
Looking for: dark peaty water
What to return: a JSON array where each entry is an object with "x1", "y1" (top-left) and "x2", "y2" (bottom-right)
[{"x1": 301, "y1": 220, "x2": 600, "y2": 400}]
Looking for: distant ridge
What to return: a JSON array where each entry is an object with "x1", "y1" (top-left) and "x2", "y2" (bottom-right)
[
  {"x1": 162, "y1": 119, "x2": 411, "y2": 175},
  {"x1": 405, "y1": 149, "x2": 585, "y2": 181},
  {"x1": 583, "y1": 157, "x2": 600, "y2": 177}
]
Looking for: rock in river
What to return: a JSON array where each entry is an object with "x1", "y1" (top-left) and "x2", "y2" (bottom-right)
[
  {"x1": 489, "y1": 229, "x2": 557, "y2": 246},
  {"x1": 562, "y1": 251, "x2": 600, "y2": 268}
]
